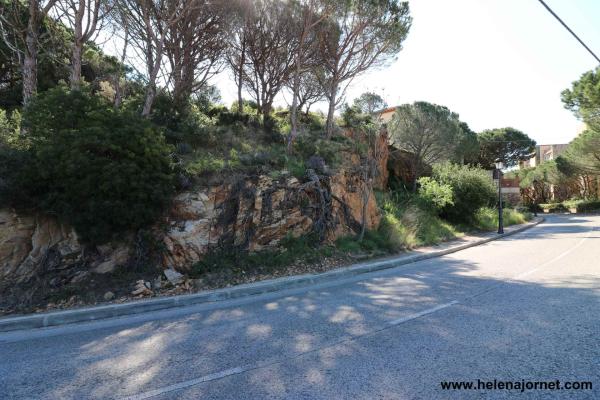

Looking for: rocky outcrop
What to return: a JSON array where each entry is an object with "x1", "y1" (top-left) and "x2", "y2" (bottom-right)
[
  {"x1": 163, "y1": 168, "x2": 380, "y2": 271},
  {"x1": 387, "y1": 146, "x2": 430, "y2": 187},
  {"x1": 341, "y1": 128, "x2": 390, "y2": 190},
  {"x1": 1, "y1": 132, "x2": 386, "y2": 286},
  {"x1": 0, "y1": 210, "x2": 81, "y2": 286},
  {"x1": 0, "y1": 210, "x2": 131, "y2": 293},
  {"x1": 374, "y1": 131, "x2": 390, "y2": 189}
]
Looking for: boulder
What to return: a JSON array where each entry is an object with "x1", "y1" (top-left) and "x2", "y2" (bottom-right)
[
  {"x1": 131, "y1": 280, "x2": 152, "y2": 296},
  {"x1": 163, "y1": 268, "x2": 184, "y2": 285}
]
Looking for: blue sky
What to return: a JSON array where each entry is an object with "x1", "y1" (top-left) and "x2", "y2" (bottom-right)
[{"x1": 215, "y1": 0, "x2": 600, "y2": 145}]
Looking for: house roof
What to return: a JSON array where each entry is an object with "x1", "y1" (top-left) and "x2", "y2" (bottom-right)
[{"x1": 375, "y1": 106, "x2": 398, "y2": 114}]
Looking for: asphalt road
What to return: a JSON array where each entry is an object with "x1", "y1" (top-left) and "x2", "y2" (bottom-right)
[{"x1": 1, "y1": 214, "x2": 599, "y2": 400}]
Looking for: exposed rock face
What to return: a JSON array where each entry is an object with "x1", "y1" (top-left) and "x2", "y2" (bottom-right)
[
  {"x1": 0, "y1": 210, "x2": 131, "y2": 297},
  {"x1": 0, "y1": 132, "x2": 386, "y2": 285},
  {"x1": 163, "y1": 168, "x2": 380, "y2": 271},
  {"x1": 387, "y1": 146, "x2": 430, "y2": 187},
  {"x1": 374, "y1": 131, "x2": 390, "y2": 190},
  {"x1": 341, "y1": 129, "x2": 390, "y2": 190},
  {"x1": 0, "y1": 210, "x2": 81, "y2": 286}
]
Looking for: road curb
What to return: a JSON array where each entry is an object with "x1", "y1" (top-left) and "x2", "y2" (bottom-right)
[{"x1": 0, "y1": 218, "x2": 544, "y2": 332}]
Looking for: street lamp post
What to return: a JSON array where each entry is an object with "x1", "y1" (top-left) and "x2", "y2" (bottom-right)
[{"x1": 495, "y1": 160, "x2": 504, "y2": 234}]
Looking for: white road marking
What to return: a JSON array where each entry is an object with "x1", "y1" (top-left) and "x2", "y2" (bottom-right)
[
  {"x1": 118, "y1": 221, "x2": 598, "y2": 400},
  {"x1": 122, "y1": 300, "x2": 462, "y2": 399},
  {"x1": 388, "y1": 300, "x2": 459, "y2": 325},
  {"x1": 123, "y1": 367, "x2": 245, "y2": 400}
]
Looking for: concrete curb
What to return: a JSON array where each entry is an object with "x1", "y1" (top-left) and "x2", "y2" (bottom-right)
[{"x1": 0, "y1": 218, "x2": 544, "y2": 332}]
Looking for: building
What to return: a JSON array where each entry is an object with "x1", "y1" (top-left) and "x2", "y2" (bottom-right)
[
  {"x1": 520, "y1": 144, "x2": 568, "y2": 168},
  {"x1": 518, "y1": 143, "x2": 570, "y2": 203},
  {"x1": 487, "y1": 170, "x2": 522, "y2": 205},
  {"x1": 376, "y1": 106, "x2": 398, "y2": 124}
]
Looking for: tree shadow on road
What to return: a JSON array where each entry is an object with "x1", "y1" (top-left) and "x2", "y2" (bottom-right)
[{"x1": 1, "y1": 215, "x2": 599, "y2": 399}]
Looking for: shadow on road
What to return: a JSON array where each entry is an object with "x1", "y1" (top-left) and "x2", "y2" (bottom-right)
[{"x1": 1, "y1": 215, "x2": 599, "y2": 399}]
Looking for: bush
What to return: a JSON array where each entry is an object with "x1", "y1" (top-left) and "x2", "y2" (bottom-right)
[
  {"x1": 126, "y1": 92, "x2": 218, "y2": 149},
  {"x1": 473, "y1": 208, "x2": 532, "y2": 231},
  {"x1": 431, "y1": 163, "x2": 496, "y2": 223},
  {"x1": 377, "y1": 212, "x2": 416, "y2": 251},
  {"x1": 341, "y1": 104, "x2": 373, "y2": 127},
  {"x1": 0, "y1": 109, "x2": 21, "y2": 146},
  {"x1": 539, "y1": 203, "x2": 567, "y2": 213},
  {"x1": 562, "y1": 199, "x2": 600, "y2": 212},
  {"x1": 294, "y1": 133, "x2": 348, "y2": 168},
  {"x1": 417, "y1": 176, "x2": 454, "y2": 212},
  {"x1": 12, "y1": 87, "x2": 175, "y2": 244},
  {"x1": 376, "y1": 191, "x2": 460, "y2": 249}
]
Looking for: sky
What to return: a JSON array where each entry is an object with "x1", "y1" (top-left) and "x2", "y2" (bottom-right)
[{"x1": 213, "y1": 0, "x2": 600, "y2": 145}]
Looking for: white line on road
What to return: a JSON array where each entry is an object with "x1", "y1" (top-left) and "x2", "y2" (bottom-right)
[
  {"x1": 121, "y1": 300, "x2": 462, "y2": 399},
  {"x1": 123, "y1": 367, "x2": 246, "y2": 400},
  {"x1": 389, "y1": 300, "x2": 459, "y2": 325},
  {"x1": 121, "y1": 222, "x2": 597, "y2": 400}
]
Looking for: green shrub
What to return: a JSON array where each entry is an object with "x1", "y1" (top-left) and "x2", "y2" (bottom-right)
[
  {"x1": 294, "y1": 133, "x2": 347, "y2": 168},
  {"x1": 285, "y1": 157, "x2": 307, "y2": 178},
  {"x1": 562, "y1": 199, "x2": 600, "y2": 212},
  {"x1": 0, "y1": 109, "x2": 21, "y2": 146},
  {"x1": 539, "y1": 203, "x2": 567, "y2": 213},
  {"x1": 474, "y1": 207, "x2": 532, "y2": 231},
  {"x1": 377, "y1": 212, "x2": 416, "y2": 251},
  {"x1": 376, "y1": 191, "x2": 460, "y2": 249},
  {"x1": 14, "y1": 87, "x2": 175, "y2": 244},
  {"x1": 127, "y1": 93, "x2": 218, "y2": 149},
  {"x1": 431, "y1": 162, "x2": 496, "y2": 223},
  {"x1": 341, "y1": 104, "x2": 373, "y2": 127},
  {"x1": 417, "y1": 176, "x2": 454, "y2": 212}
]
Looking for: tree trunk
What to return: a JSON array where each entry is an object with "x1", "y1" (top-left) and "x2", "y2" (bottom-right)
[
  {"x1": 141, "y1": 35, "x2": 165, "y2": 118},
  {"x1": 114, "y1": 30, "x2": 128, "y2": 109},
  {"x1": 142, "y1": 84, "x2": 156, "y2": 117},
  {"x1": 22, "y1": 1, "x2": 40, "y2": 108},
  {"x1": 237, "y1": 73, "x2": 244, "y2": 112},
  {"x1": 70, "y1": 41, "x2": 83, "y2": 89},
  {"x1": 411, "y1": 161, "x2": 420, "y2": 192},
  {"x1": 70, "y1": 0, "x2": 85, "y2": 90},
  {"x1": 263, "y1": 101, "x2": 272, "y2": 118},
  {"x1": 325, "y1": 79, "x2": 338, "y2": 138},
  {"x1": 288, "y1": 26, "x2": 306, "y2": 153},
  {"x1": 22, "y1": 37, "x2": 38, "y2": 107},
  {"x1": 237, "y1": 40, "x2": 245, "y2": 113},
  {"x1": 287, "y1": 66, "x2": 301, "y2": 153}
]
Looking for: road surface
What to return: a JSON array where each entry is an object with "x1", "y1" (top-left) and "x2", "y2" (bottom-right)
[{"x1": 1, "y1": 215, "x2": 599, "y2": 399}]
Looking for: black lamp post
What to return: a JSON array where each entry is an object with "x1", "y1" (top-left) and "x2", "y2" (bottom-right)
[{"x1": 495, "y1": 160, "x2": 504, "y2": 234}]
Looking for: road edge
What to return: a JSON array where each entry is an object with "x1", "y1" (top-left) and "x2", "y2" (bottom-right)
[{"x1": 0, "y1": 217, "x2": 544, "y2": 332}]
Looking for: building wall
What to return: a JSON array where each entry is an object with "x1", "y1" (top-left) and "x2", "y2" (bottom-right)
[
  {"x1": 520, "y1": 144, "x2": 569, "y2": 168},
  {"x1": 378, "y1": 108, "x2": 396, "y2": 124}
]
